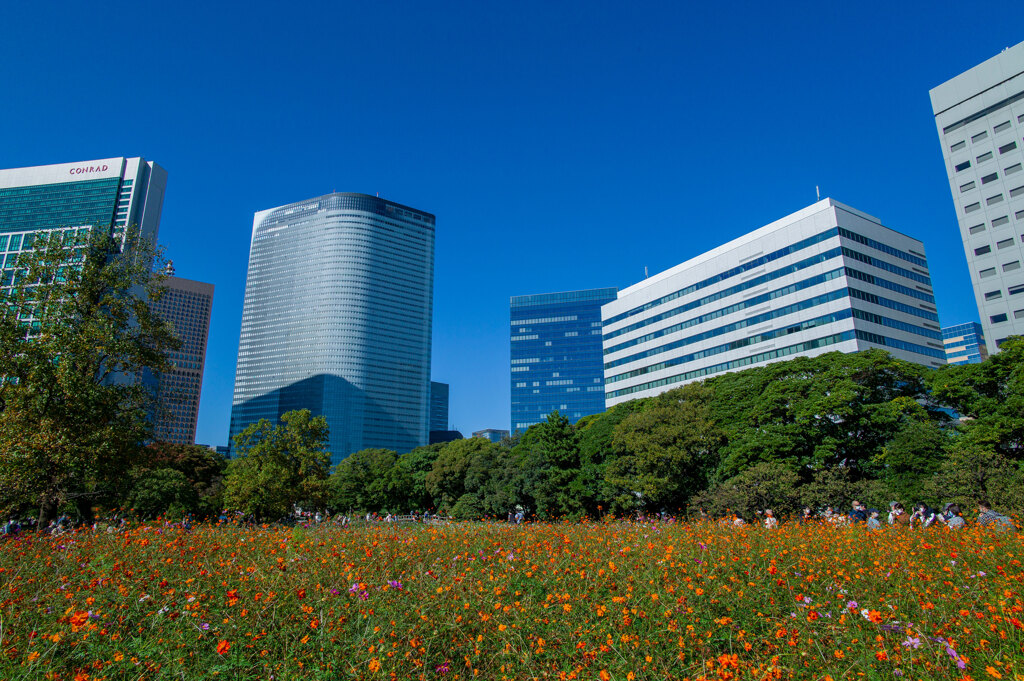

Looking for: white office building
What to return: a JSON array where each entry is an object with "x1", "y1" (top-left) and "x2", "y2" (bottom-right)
[
  {"x1": 930, "y1": 42, "x2": 1024, "y2": 354},
  {"x1": 602, "y1": 199, "x2": 944, "y2": 407}
]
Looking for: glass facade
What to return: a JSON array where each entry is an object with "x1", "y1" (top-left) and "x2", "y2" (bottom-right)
[
  {"x1": 150, "y1": 275, "x2": 215, "y2": 444},
  {"x1": 429, "y1": 381, "x2": 449, "y2": 432},
  {"x1": 510, "y1": 287, "x2": 618, "y2": 432},
  {"x1": 942, "y1": 322, "x2": 989, "y2": 365},
  {"x1": 0, "y1": 158, "x2": 167, "y2": 252},
  {"x1": 229, "y1": 193, "x2": 435, "y2": 466}
]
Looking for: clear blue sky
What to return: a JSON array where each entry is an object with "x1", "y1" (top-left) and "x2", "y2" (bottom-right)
[{"x1": 3, "y1": 1, "x2": 1022, "y2": 446}]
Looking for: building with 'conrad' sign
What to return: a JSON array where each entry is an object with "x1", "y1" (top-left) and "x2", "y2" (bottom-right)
[{"x1": 0, "y1": 157, "x2": 167, "y2": 250}]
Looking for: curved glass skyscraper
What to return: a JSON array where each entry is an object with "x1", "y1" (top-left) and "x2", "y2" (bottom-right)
[{"x1": 229, "y1": 193, "x2": 435, "y2": 465}]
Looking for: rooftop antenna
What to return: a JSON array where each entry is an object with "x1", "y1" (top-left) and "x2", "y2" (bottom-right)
[
  {"x1": 644, "y1": 266, "x2": 649, "y2": 278},
  {"x1": 816, "y1": 185, "x2": 821, "y2": 201}
]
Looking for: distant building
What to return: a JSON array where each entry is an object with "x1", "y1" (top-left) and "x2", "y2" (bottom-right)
[
  {"x1": 229, "y1": 193, "x2": 434, "y2": 465},
  {"x1": 930, "y1": 42, "x2": 1024, "y2": 354},
  {"x1": 510, "y1": 287, "x2": 618, "y2": 432},
  {"x1": 429, "y1": 430, "x2": 463, "y2": 445},
  {"x1": 942, "y1": 322, "x2": 989, "y2": 365},
  {"x1": 603, "y1": 199, "x2": 945, "y2": 407},
  {"x1": 0, "y1": 157, "x2": 167, "y2": 249},
  {"x1": 472, "y1": 429, "x2": 509, "y2": 443},
  {"x1": 150, "y1": 267, "x2": 214, "y2": 444},
  {"x1": 429, "y1": 381, "x2": 449, "y2": 432}
]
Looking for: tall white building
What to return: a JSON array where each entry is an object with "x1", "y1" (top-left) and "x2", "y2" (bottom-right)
[
  {"x1": 602, "y1": 199, "x2": 944, "y2": 407},
  {"x1": 930, "y1": 42, "x2": 1024, "y2": 354}
]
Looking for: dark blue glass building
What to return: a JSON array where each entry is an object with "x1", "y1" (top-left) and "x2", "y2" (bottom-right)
[{"x1": 510, "y1": 288, "x2": 618, "y2": 432}]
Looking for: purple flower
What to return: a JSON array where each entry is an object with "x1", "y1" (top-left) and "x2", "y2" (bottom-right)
[
  {"x1": 387, "y1": 580, "x2": 403, "y2": 590},
  {"x1": 435, "y1": 661, "x2": 451, "y2": 674},
  {"x1": 201, "y1": 622, "x2": 210, "y2": 631},
  {"x1": 901, "y1": 637, "x2": 920, "y2": 649},
  {"x1": 348, "y1": 583, "x2": 359, "y2": 594},
  {"x1": 358, "y1": 591, "x2": 370, "y2": 601},
  {"x1": 846, "y1": 600, "x2": 858, "y2": 609},
  {"x1": 698, "y1": 543, "x2": 708, "y2": 550}
]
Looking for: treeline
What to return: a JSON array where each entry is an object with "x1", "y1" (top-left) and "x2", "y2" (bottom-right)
[
  {"x1": 184, "y1": 337, "x2": 1022, "y2": 522},
  {"x1": 319, "y1": 339, "x2": 1024, "y2": 520},
  {"x1": 10, "y1": 338, "x2": 1023, "y2": 524}
]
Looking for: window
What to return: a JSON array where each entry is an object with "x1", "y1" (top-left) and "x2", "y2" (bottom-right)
[
  {"x1": 965, "y1": 202, "x2": 981, "y2": 213},
  {"x1": 982, "y1": 172, "x2": 999, "y2": 184},
  {"x1": 985, "y1": 290, "x2": 1003, "y2": 300},
  {"x1": 1008, "y1": 163, "x2": 1024, "y2": 175},
  {"x1": 1000, "y1": 141, "x2": 1018, "y2": 154},
  {"x1": 991, "y1": 313, "x2": 1008, "y2": 323},
  {"x1": 993, "y1": 216, "x2": 1009, "y2": 227},
  {"x1": 980, "y1": 267, "x2": 997, "y2": 278},
  {"x1": 975, "y1": 245, "x2": 992, "y2": 255},
  {"x1": 998, "y1": 238, "x2": 1015, "y2": 249},
  {"x1": 973, "y1": 131, "x2": 989, "y2": 142},
  {"x1": 951, "y1": 140, "x2": 966, "y2": 152},
  {"x1": 8, "y1": 235, "x2": 21, "y2": 250},
  {"x1": 988, "y1": 194, "x2": 1004, "y2": 205},
  {"x1": 1011, "y1": 284, "x2": 1024, "y2": 296},
  {"x1": 961, "y1": 181, "x2": 976, "y2": 192},
  {"x1": 1015, "y1": 309, "x2": 1024, "y2": 319},
  {"x1": 1011, "y1": 185, "x2": 1024, "y2": 198},
  {"x1": 0, "y1": 236, "x2": 7, "y2": 250},
  {"x1": 977, "y1": 151, "x2": 994, "y2": 163},
  {"x1": 969, "y1": 223, "x2": 986, "y2": 234},
  {"x1": 1003, "y1": 260, "x2": 1021, "y2": 272},
  {"x1": 955, "y1": 160, "x2": 972, "y2": 172},
  {"x1": 994, "y1": 121, "x2": 1012, "y2": 133},
  {"x1": 1018, "y1": 209, "x2": 1024, "y2": 219}
]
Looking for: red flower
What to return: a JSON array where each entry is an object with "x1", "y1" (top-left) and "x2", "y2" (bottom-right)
[
  {"x1": 217, "y1": 640, "x2": 231, "y2": 655},
  {"x1": 70, "y1": 611, "x2": 89, "y2": 628},
  {"x1": 297, "y1": 588, "x2": 307, "y2": 599}
]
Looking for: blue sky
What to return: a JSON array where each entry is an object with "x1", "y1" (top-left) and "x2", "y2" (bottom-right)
[{"x1": 2, "y1": 1, "x2": 1023, "y2": 446}]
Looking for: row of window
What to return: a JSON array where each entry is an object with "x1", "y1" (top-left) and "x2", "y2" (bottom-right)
[
  {"x1": 990, "y1": 309, "x2": 1024, "y2": 324},
  {"x1": 974, "y1": 234, "x2": 1019, "y2": 255},
  {"x1": 605, "y1": 227, "x2": 927, "y2": 327},
  {"x1": 979, "y1": 260, "x2": 1022, "y2": 278},
  {"x1": 964, "y1": 184, "x2": 1024, "y2": 213},
  {"x1": 954, "y1": 141, "x2": 1019, "y2": 174},
  {"x1": 983, "y1": 283, "x2": 1024, "y2": 302}
]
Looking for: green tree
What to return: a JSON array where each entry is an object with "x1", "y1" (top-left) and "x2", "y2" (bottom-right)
[
  {"x1": 223, "y1": 409, "x2": 331, "y2": 519},
  {"x1": 329, "y1": 448, "x2": 405, "y2": 512},
  {"x1": 606, "y1": 383, "x2": 724, "y2": 514},
  {"x1": 928, "y1": 337, "x2": 1024, "y2": 460},
  {"x1": 125, "y1": 443, "x2": 227, "y2": 518},
  {"x1": 424, "y1": 438, "x2": 498, "y2": 513},
  {"x1": 0, "y1": 227, "x2": 178, "y2": 523},
  {"x1": 691, "y1": 462, "x2": 802, "y2": 521}
]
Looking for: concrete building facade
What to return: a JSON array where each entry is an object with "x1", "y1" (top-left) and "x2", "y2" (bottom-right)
[
  {"x1": 930, "y1": 42, "x2": 1024, "y2": 353},
  {"x1": 602, "y1": 199, "x2": 945, "y2": 407}
]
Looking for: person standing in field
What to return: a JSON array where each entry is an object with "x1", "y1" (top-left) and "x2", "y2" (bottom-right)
[
  {"x1": 866, "y1": 509, "x2": 882, "y2": 530},
  {"x1": 763, "y1": 509, "x2": 778, "y2": 529},
  {"x1": 890, "y1": 503, "x2": 912, "y2": 527}
]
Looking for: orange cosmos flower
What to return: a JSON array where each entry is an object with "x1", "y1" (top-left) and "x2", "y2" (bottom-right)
[
  {"x1": 69, "y1": 611, "x2": 89, "y2": 628},
  {"x1": 217, "y1": 640, "x2": 231, "y2": 655}
]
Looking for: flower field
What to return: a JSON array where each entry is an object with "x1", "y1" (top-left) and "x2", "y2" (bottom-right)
[{"x1": 1, "y1": 521, "x2": 1021, "y2": 680}]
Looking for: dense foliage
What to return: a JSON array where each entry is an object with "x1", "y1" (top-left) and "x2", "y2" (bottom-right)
[
  {"x1": 327, "y1": 342, "x2": 1024, "y2": 519},
  {"x1": 0, "y1": 228, "x2": 179, "y2": 524},
  {"x1": 2, "y1": 520, "x2": 1021, "y2": 680}
]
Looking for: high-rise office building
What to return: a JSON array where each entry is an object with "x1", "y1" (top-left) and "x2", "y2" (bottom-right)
[
  {"x1": 472, "y1": 428, "x2": 509, "y2": 443},
  {"x1": 150, "y1": 267, "x2": 214, "y2": 444},
  {"x1": 0, "y1": 157, "x2": 167, "y2": 249},
  {"x1": 510, "y1": 287, "x2": 618, "y2": 432},
  {"x1": 602, "y1": 199, "x2": 945, "y2": 407},
  {"x1": 429, "y1": 381, "x2": 449, "y2": 432},
  {"x1": 942, "y1": 322, "x2": 989, "y2": 365},
  {"x1": 229, "y1": 193, "x2": 435, "y2": 465},
  {"x1": 930, "y1": 42, "x2": 1024, "y2": 354}
]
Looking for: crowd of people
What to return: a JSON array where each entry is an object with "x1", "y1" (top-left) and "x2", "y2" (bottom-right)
[{"x1": 737, "y1": 500, "x2": 1019, "y2": 531}]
